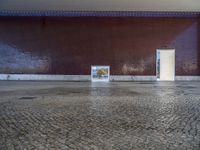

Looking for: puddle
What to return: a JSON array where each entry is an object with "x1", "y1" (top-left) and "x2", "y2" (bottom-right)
[
  {"x1": 139, "y1": 82, "x2": 155, "y2": 84},
  {"x1": 19, "y1": 97, "x2": 37, "y2": 100},
  {"x1": 176, "y1": 86, "x2": 197, "y2": 89}
]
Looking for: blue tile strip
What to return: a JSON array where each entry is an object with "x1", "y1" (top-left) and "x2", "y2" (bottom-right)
[{"x1": 0, "y1": 10, "x2": 199, "y2": 17}]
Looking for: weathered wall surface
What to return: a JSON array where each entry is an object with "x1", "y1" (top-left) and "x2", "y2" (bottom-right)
[{"x1": 0, "y1": 17, "x2": 199, "y2": 75}]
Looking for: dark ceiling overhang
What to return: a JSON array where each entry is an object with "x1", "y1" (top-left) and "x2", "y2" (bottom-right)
[
  {"x1": 0, "y1": 0, "x2": 200, "y2": 12},
  {"x1": 0, "y1": 10, "x2": 200, "y2": 17}
]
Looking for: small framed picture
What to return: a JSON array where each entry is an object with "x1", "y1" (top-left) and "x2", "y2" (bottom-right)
[{"x1": 91, "y1": 66, "x2": 110, "y2": 82}]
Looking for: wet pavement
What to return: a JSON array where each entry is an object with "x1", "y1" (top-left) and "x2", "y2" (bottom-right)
[{"x1": 0, "y1": 81, "x2": 200, "y2": 150}]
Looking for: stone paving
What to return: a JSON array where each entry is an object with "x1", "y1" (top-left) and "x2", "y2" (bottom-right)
[{"x1": 0, "y1": 81, "x2": 200, "y2": 150}]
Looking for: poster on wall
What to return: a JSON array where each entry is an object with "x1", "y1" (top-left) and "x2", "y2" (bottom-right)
[{"x1": 91, "y1": 66, "x2": 110, "y2": 82}]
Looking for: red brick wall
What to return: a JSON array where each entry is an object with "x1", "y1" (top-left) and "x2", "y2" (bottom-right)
[{"x1": 0, "y1": 16, "x2": 199, "y2": 75}]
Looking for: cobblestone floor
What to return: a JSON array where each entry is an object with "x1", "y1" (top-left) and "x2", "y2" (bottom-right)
[{"x1": 0, "y1": 81, "x2": 200, "y2": 150}]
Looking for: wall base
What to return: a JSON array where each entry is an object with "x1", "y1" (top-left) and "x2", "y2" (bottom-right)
[
  {"x1": 0, "y1": 74, "x2": 90, "y2": 81},
  {"x1": 0, "y1": 74, "x2": 200, "y2": 81},
  {"x1": 110, "y1": 75, "x2": 156, "y2": 81},
  {"x1": 175, "y1": 76, "x2": 200, "y2": 81}
]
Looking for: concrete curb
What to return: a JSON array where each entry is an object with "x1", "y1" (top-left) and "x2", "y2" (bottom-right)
[{"x1": 0, "y1": 74, "x2": 200, "y2": 81}]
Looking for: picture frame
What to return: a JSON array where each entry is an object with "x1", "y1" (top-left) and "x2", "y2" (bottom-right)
[{"x1": 91, "y1": 66, "x2": 110, "y2": 82}]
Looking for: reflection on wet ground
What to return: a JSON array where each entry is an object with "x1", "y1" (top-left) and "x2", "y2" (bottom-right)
[{"x1": 0, "y1": 81, "x2": 200, "y2": 150}]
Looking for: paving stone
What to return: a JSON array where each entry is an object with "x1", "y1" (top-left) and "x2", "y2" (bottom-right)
[{"x1": 0, "y1": 81, "x2": 200, "y2": 149}]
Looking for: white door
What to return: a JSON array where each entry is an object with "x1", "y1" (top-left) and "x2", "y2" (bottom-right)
[{"x1": 157, "y1": 49, "x2": 175, "y2": 81}]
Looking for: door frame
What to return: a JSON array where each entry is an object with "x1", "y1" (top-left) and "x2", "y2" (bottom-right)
[{"x1": 156, "y1": 49, "x2": 175, "y2": 81}]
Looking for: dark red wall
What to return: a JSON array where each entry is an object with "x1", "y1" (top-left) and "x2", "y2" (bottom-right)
[{"x1": 0, "y1": 16, "x2": 199, "y2": 75}]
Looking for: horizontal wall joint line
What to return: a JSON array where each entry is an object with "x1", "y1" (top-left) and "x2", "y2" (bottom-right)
[{"x1": 0, "y1": 10, "x2": 199, "y2": 17}]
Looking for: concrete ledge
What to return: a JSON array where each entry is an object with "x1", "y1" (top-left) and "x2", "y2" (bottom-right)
[
  {"x1": 110, "y1": 75, "x2": 156, "y2": 81},
  {"x1": 0, "y1": 74, "x2": 90, "y2": 81},
  {"x1": 0, "y1": 74, "x2": 157, "y2": 81},
  {"x1": 175, "y1": 76, "x2": 200, "y2": 81},
  {"x1": 0, "y1": 74, "x2": 200, "y2": 81}
]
